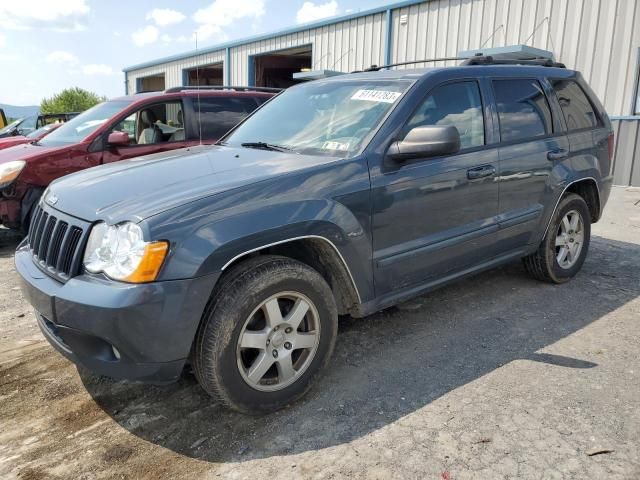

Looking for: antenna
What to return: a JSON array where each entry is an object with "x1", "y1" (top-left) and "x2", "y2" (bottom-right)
[{"x1": 195, "y1": 32, "x2": 203, "y2": 146}]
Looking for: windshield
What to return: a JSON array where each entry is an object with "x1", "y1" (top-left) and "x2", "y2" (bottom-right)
[
  {"x1": 39, "y1": 100, "x2": 132, "y2": 147},
  {"x1": 0, "y1": 118, "x2": 22, "y2": 135},
  {"x1": 224, "y1": 79, "x2": 412, "y2": 157}
]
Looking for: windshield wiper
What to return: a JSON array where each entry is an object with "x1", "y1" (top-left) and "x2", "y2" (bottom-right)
[{"x1": 241, "y1": 141, "x2": 292, "y2": 152}]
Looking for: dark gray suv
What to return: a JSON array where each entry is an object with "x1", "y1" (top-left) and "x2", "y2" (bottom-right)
[{"x1": 16, "y1": 59, "x2": 614, "y2": 413}]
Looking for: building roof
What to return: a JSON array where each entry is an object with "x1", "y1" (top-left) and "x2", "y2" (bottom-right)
[{"x1": 123, "y1": 0, "x2": 428, "y2": 73}]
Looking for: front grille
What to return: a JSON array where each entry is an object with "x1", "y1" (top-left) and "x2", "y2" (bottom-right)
[{"x1": 27, "y1": 203, "x2": 89, "y2": 281}]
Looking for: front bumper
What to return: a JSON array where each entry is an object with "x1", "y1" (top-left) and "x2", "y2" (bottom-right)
[{"x1": 15, "y1": 243, "x2": 219, "y2": 383}]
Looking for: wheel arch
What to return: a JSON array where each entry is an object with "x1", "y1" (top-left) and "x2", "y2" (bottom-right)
[
  {"x1": 220, "y1": 235, "x2": 361, "y2": 316},
  {"x1": 542, "y1": 176, "x2": 601, "y2": 240}
]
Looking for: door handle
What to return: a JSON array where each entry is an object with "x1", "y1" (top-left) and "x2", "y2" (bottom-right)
[
  {"x1": 467, "y1": 165, "x2": 496, "y2": 180},
  {"x1": 547, "y1": 149, "x2": 569, "y2": 161}
]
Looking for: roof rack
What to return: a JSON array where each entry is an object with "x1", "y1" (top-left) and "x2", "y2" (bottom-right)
[
  {"x1": 164, "y1": 85, "x2": 283, "y2": 94},
  {"x1": 357, "y1": 53, "x2": 566, "y2": 73},
  {"x1": 460, "y1": 54, "x2": 566, "y2": 68}
]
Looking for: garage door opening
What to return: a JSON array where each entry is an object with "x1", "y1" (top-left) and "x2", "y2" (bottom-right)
[
  {"x1": 252, "y1": 46, "x2": 312, "y2": 88},
  {"x1": 184, "y1": 63, "x2": 223, "y2": 86},
  {"x1": 137, "y1": 74, "x2": 166, "y2": 93}
]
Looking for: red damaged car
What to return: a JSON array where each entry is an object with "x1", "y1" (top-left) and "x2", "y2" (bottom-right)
[
  {"x1": 0, "y1": 87, "x2": 277, "y2": 230},
  {"x1": 0, "y1": 123, "x2": 62, "y2": 151}
]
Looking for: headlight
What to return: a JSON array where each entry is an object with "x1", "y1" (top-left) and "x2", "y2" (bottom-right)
[
  {"x1": 0, "y1": 160, "x2": 26, "y2": 188},
  {"x1": 83, "y1": 222, "x2": 168, "y2": 283}
]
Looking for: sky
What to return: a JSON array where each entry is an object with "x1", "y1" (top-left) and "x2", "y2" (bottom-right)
[{"x1": 0, "y1": 0, "x2": 392, "y2": 106}]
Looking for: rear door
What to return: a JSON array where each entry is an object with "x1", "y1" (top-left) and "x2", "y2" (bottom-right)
[
  {"x1": 493, "y1": 77, "x2": 567, "y2": 252},
  {"x1": 101, "y1": 100, "x2": 189, "y2": 164},
  {"x1": 370, "y1": 79, "x2": 500, "y2": 296}
]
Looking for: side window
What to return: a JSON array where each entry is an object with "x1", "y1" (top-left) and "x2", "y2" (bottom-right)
[
  {"x1": 406, "y1": 81, "x2": 485, "y2": 149},
  {"x1": 110, "y1": 101, "x2": 185, "y2": 146},
  {"x1": 493, "y1": 79, "x2": 553, "y2": 142},
  {"x1": 550, "y1": 79, "x2": 599, "y2": 130},
  {"x1": 193, "y1": 97, "x2": 261, "y2": 140}
]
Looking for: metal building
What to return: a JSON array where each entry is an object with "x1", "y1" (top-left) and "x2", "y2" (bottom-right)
[{"x1": 123, "y1": 0, "x2": 640, "y2": 186}]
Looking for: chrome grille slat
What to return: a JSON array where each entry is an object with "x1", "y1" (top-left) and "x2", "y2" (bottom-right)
[{"x1": 26, "y1": 203, "x2": 88, "y2": 282}]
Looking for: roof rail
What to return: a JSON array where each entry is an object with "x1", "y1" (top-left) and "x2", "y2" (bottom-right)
[
  {"x1": 164, "y1": 85, "x2": 283, "y2": 94},
  {"x1": 461, "y1": 54, "x2": 566, "y2": 68},
  {"x1": 360, "y1": 57, "x2": 466, "y2": 72},
  {"x1": 356, "y1": 54, "x2": 566, "y2": 73}
]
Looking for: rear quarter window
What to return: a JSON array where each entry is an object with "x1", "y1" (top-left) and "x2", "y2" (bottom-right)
[{"x1": 550, "y1": 79, "x2": 600, "y2": 131}]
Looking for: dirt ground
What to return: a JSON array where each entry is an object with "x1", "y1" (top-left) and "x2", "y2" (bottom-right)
[{"x1": 1, "y1": 187, "x2": 639, "y2": 480}]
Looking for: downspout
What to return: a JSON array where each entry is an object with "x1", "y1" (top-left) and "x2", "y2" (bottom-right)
[
  {"x1": 384, "y1": 9, "x2": 393, "y2": 66},
  {"x1": 225, "y1": 47, "x2": 231, "y2": 86}
]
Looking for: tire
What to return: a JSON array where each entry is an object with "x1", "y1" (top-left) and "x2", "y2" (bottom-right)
[
  {"x1": 523, "y1": 193, "x2": 591, "y2": 284},
  {"x1": 193, "y1": 255, "x2": 338, "y2": 414}
]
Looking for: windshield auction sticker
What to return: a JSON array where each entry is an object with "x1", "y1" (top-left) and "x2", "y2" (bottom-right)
[
  {"x1": 351, "y1": 89, "x2": 402, "y2": 103},
  {"x1": 322, "y1": 141, "x2": 350, "y2": 151}
]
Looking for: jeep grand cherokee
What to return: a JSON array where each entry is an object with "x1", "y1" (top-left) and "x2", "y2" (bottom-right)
[{"x1": 16, "y1": 59, "x2": 613, "y2": 413}]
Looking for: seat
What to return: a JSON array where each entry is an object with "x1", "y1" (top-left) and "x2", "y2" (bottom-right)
[{"x1": 138, "y1": 110, "x2": 162, "y2": 144}]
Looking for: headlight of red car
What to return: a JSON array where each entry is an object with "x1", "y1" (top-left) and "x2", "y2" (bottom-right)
[{"x1": 0, "y1": 160, "x2": 26, "y2": 189}]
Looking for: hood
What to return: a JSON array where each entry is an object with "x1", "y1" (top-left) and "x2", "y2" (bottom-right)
[
  {"x1": 0, "y1": 136, "x2": 29, "y2": 151},
  {"x1": 47, "y1": 145, "x2": 340, "y2": 223},
  {"x1": 0, "y1": 142, "x2": 68, "y2": 163}
]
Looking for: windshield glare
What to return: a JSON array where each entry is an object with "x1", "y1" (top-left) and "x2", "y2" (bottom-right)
[
  {"x1": 39, "y1": 101, "x2": 132, "y2": 147},
  {"x1": 225, "y1": 80, "x2": 411, "y2": 157},
  {"x1": 26, "y1": 124, "x2": 55, "y2": 139}
]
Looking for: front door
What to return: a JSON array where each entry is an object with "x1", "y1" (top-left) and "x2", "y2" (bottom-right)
[
  {"x1": 371, "y1": 80, "x2": 499, "y2": 296},
  {"x1": 101, "y1": 100, "x2": 189, "y2": 163}
]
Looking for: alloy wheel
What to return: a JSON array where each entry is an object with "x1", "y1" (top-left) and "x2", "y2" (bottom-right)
[
  {"x1": 236, "y1": 291, "x2": 321, "y2": 392},
  {"x1": 555, "y1": 209, "x2": 584, "y2": 269}
]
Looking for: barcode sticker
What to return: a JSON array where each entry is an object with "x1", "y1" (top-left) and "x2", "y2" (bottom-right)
[{"x1": 351, "y1": 89, "x2": 402, "y2": 103}]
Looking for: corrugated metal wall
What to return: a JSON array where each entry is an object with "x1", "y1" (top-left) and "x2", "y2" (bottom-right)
[
  {"x1": 230, "y1": 12, "x2": 387, "y2": 84},
  {"x1": 125, "y1": 0, "x2": 640, "y2": 185},
  {"x1": 390, "y1": 0, "x2": 639, "y2": 117},
  {"x1": 126, "y1": 51, "x2": 225, "y2": 94}
]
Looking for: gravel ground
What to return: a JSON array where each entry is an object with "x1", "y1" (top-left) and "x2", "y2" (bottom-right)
[{"x1": 1, "y1": 187, "x2": 639, "y2": 480}]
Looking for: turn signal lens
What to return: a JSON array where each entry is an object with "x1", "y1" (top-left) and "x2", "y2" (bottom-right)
[{"x1": 124, "y1": 241, "x2": 169, "y2": 283}]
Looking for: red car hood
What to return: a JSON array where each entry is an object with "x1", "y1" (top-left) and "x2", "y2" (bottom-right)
[
  {"x1": 0, "y1": 136, "x2": 30, "y2": 151},
  {"x1": 0, "y1": 142, "x2": 69, "y2": 164}
]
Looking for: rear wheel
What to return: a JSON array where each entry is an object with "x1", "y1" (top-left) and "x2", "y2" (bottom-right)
[
  {"x1": 523, "y1": 193, "x2": 591, "y2": 283},
  {"x1": 193, "y1": 255, "x2": 338, "y2": 414}
]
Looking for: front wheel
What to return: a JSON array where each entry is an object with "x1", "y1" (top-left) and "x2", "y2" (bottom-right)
[
  {"x1": 193, "y1": 255, "x2": 338, "y2": 414},
  {"x1": 523, "y1": 193, "x2": 591, "y2": 283}
]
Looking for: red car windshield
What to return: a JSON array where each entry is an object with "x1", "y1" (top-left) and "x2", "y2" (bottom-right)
[{"x1": 39, "y1": 100, "x2": 133, "y2": 147}]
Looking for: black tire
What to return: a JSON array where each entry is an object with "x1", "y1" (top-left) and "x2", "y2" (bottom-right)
[
  {"x1": 523, "y1": 193, "x2": 591, "y2": 283},
  {"x1": 193, "y1": 255, "x2": 338, "y2": 414}
]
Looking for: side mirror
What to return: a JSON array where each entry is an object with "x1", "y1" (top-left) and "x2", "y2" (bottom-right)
[
  {"x1": 107, "y1": 131, "x2": 130, "y2": 147},
  {"x1": 387, "y1": 125, "x2": 460, "y2": 161}
]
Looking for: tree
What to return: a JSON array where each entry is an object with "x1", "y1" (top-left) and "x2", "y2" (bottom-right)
[{"x1": 40, "y1": 87, "x2": 107, "y2": 114}]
